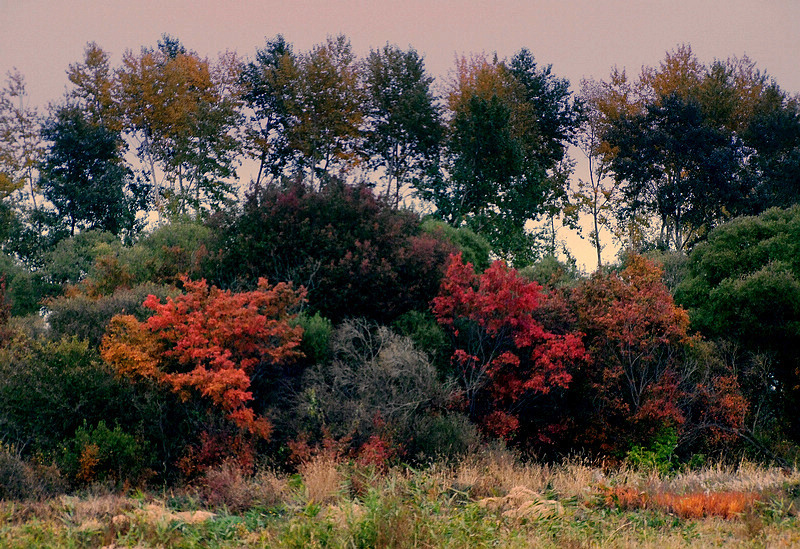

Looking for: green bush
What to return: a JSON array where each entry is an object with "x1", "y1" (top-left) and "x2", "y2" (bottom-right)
[
  {"x1": 60, "y1": 420, "x2": 150, "y2": 486},
  {"x1": 294, "y1": 312, "x2": 333, "y2": 365}
]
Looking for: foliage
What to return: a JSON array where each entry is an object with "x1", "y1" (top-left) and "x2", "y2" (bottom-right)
[
  {"x1": 433, "y1": 253, "x2": 586, "y2": 440},
  {"x1": 47, "y1": 282, "x2": 174, "y2": 348},
  {"x1": 122, "y1": 221, "x2": 211, "y2": 285},
  {"x1": 362, "y1": 44, "x2": 443, "y2": 206},
  {"x1": 60, "y1": 420, "x2": 150, "y2": 486},
  {"x1": 293, "y1": 311, "x2": 333, "y2": 366},
  {"x1": 39, "y1": 104, "x2": 148, "y2": 237},
  {"x1": 420, "y1": 218, "x2": 491, "y2": 272},
  {"x1": 116, "y1": 35, "x2": 241, "y2": 216},
  {"x1": 421, "y1": 50, "x2": 581, "y2": 265},
  {"x1": 207, "y1": 179, "x2": 456, "y2": 323},
  {"x1": 571, "y1": 255, "x2": 691, "y2": 451},
  {"x1": 0, "y1": 337, "x2": 144, "y2": 455},
  {"x1": 677, "y1": 206, "x2": 800, "y2": 440},
  {"x1": 101, "y1": 277, "x2": 305, "y2": 439},
  {"x1": 625, "y1": 428, "x2": 678, "y2": 474}
]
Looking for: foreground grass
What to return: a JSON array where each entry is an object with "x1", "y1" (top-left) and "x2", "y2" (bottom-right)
[{"x1": 2, "y1": 450, "x2": 800, "y2": 548}]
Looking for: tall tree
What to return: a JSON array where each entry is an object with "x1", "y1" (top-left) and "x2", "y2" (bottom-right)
[
  {"x1": 362, "y1": 44, "x2": 443, "y2": 207},
  {"x1": 421, "y1": 51, "x2": 581, "y2": 265},
  {"x1": 288, "y1": 35, "x2": 363, "y2": 183},
  {"x1": 66, "y1": 42, "x2": 122, "y2": 132},
  {"x1": 239, "y1": 35, "x2": 296, "y2": 188},
  {"x1": 116, "y1": 35, "x2": 241, "y2": 217},
  {"x1": 39, "y1": 104, "x2": 149, "y2": 236}
]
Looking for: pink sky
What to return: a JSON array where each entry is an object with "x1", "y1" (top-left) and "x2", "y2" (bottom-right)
[{"x1": 1, "y1": 0, "x2": 798, "y2": 268}]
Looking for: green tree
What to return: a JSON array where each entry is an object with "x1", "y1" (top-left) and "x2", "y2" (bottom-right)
[
  {"x1": 239, "y1": 35, "x2": 297, "y2": 187},
  {"x1": 362, "y1": 44, "x2": 443, "y2": 206},
  {"x1": 39, "y1": 105, "x2": 149, "y2": 236},
  {"x1": 422, "y1": 51, "x2": 581, "y2": 265},
  {"x1": 676, "y1": 206, "x2": 800, "y2": 439}
]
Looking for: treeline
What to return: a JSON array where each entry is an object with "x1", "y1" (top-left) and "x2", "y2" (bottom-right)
[{"x1": 0, "y1": 36, "x2": 800, "y2": 492}]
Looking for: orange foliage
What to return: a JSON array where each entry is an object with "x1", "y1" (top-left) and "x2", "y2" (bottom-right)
[
  {"x1": 101, "y1": 277, "x2": 305, "y2": 439},
  {"x1": 596, "y1": 485, "x2": 759, "y2": 519}
]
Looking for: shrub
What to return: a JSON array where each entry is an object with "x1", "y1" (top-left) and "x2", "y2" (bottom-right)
[
  {"x1": 102, "y1": 277, "x2": 305, "y2": 439},
  {"x1": 206, "y1": 179, "x2": 457, "y2": 323},
  {"x1": 60, "y1": 420, "x2": 150, "y2": 486},
  {"x1": 433, "y1": 253, "x2": 586, "y2": 441},
  {"x1": 289, "y1": 320, "x2": 458, "y2": 460},
  {"x1": 47, "y1": 283, "x2": 174, "y2": 348}
]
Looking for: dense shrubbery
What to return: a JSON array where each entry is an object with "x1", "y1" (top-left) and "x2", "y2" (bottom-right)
[{"x1": 205, "y1": 179, "x2": 458, "y2": 323}]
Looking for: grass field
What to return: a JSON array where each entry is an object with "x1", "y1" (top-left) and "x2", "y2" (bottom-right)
[{"x1": 2, "y1": 448, "x2": 800, "y2": 548}]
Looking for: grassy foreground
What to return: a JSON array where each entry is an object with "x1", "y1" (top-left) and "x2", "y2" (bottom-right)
[{"x1": 2, "y1": 449, "x2": 800, "y2": 548}]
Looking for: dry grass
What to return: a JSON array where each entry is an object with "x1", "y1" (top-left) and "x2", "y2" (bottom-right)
[{"x1": 299, "y1": 454, "x2": 344, "y2": 504}]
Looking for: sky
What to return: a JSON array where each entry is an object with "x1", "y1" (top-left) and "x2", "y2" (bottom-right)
[{"x1": 1, "y1": 0, "x2": 799, "y2": 269}]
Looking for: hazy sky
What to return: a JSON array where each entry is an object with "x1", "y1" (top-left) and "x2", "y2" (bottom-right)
[{"x1": 1, "y1": 0, "x2": 798, "y2": 268}]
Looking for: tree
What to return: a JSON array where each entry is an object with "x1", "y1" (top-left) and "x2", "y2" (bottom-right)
[
  {"x1": 116, "y1": 35, "x2": 241, "y2": 217},
  {"x1": 571, "y1": 256, "x2": 692, "y2": 451},
  {"x1": 574, "y1": 78, "x2": 622, "y2": 269},
  {"x1": 239, "y1": 35, "x2": 297, "y2": 188},
  {"x1": 605, "y1": 92, "x2": 745, "y2": 251},
  {"x1": 66, "y1": 42, "x2": 122, "y2": 132},
  {"x1": 422, "y1": 51, "x2": 581, "y2": 265},
  {"x1": 39, "y1": 105, "x2": 149, "y2": 236},
  {"x1": 288, "y1": 35, "x2": 363, "y2": 183},
  {"x1": 362, "y1": 44, "x2": 443, "y2": 206},
  {"x1": 432, "y1": 253, "x2": 586, "y2": 439},
  {"x1": 0, "y1": 70, "x2": 42, "y2": 213},
  {"x1": 676, "y1": 207, "x2": 800, "y2": 439},
  {"x1": 101, "y1": 277, "x2": 305, "y2": 439}
]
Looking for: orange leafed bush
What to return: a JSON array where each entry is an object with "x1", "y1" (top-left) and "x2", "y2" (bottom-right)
[{"x1": 101, "y1": 276, "x2": 305, "y2": 438}]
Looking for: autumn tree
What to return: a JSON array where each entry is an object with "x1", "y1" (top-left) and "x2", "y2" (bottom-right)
[
  {"x1": 66, "y1": 42, "x2": 122, "y2": 132},
  {"x1": 288, "y1": 35, "x2": 363, "y2": 183},
  {"x1": 116, "y1": 35, "x2": 241, "y2": 217},
  {"x1": 101, "y1": 277, "x2": 305, "y2": 439},
  {"x1": 362, "y1": 44, "x2": 443, "y2": 206},
  {"x1": 593, "y1": 45, "x2": 799, "y2": 251},
  {"x1": 432, "y1": 252, "x2": 586, "y2": 439}
]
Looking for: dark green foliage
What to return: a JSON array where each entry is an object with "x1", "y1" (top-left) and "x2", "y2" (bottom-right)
[
  {"x1": 0, "y1": 253, "x2": 59, "y2": 315},
  {"x1": 60, "y1": 420, "x2": 150, "y2": 486},
  {"x1": 294, "y1": 312, "x2": 333, "y2": 365},
  {"x1": 240, "y1": 35, "x2": 296, "y2": 186},
  {"x1": 606, "y1": 93, "x2": 745, "y2": 251},
  {"x1": 47, "y1": 282, "x2": 174, "y2": 348},
  {"x1": 39, "y1": 104, "x2": 149, "y2": 237},
  {"x1": 677, "y1": 206, "x2": 800, "y2": 439},
  {"x1": 0, "y1": 336, "x2": 198, "y2": 480},
  {"x1": 392, "y1": 310, "x2": 449, "y2": 372},
  {"x1": 207, "y1": 179, "x2": 456, "y2": 323}
]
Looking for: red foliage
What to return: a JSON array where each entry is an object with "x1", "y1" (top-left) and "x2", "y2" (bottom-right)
[
  {"x1": 102, "y1": 276, "x2": 305, "y2": 439},
  {"x1": 433, "y1": 253, "x2": 586, "y2": 439},
  {"x1": 572, "y1": 256, "x2": 690, "y2": 449}
]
